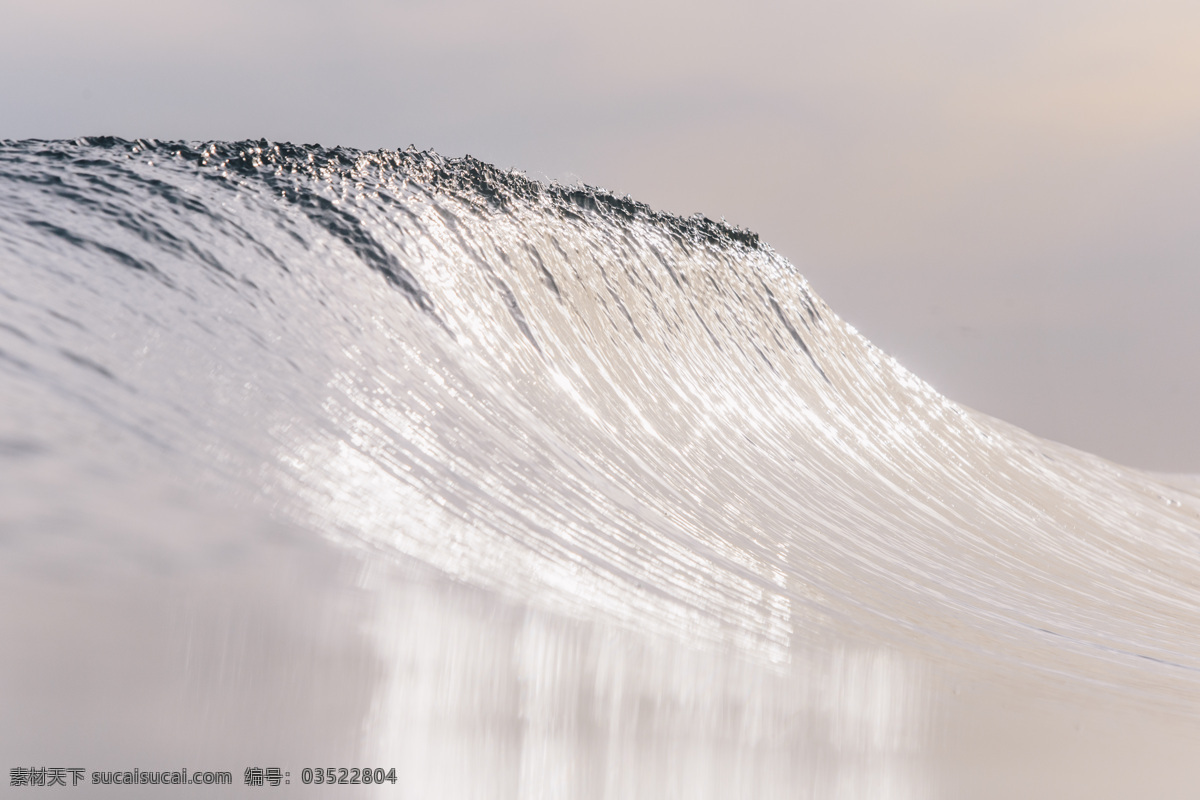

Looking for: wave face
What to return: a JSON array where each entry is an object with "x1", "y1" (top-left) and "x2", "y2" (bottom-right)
[{"x1": 3, "y1": 138, "x2": 1200, "y2": 796}]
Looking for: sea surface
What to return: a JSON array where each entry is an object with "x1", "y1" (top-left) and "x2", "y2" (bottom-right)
[{"x1": 2, "y1": 138, "x2": 1199, "y2": 797}]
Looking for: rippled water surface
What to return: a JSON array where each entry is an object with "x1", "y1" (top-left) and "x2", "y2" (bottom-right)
[{"x1": 2, "y1": 138, "x2": 1199, "y2": 797}]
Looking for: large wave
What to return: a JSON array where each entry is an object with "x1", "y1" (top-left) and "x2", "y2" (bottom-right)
[{"x1": 3, "y1": 138, "x2": 1200, "y2": 795}]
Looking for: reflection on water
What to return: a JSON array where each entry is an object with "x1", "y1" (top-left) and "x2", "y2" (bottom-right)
[{"x1": 363, "y1": 573, "x2": 928, "y2": 800}]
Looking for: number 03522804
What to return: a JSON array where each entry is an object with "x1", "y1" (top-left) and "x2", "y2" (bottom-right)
[{"x1": 300, "y1": 768, "x2": 397, "y2": 785}]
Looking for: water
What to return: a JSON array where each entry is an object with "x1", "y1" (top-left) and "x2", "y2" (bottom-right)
[{"x1": 2, "y1": 137, "x2": 1199, "y2": 797}]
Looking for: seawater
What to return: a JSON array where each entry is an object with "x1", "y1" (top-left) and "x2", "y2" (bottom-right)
[{"x1": 2, "y1": 138, "x2": 1199, "y2": 798}]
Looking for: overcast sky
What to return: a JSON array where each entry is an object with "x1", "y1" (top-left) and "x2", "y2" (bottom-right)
[{"x1": 2, "y1": 0, "x2": 1198, "y2": 471}]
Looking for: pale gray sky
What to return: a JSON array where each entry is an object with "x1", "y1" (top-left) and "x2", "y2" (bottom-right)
[{"x1": 3, "y1": 0, "x2": 1197, "y2": 470}]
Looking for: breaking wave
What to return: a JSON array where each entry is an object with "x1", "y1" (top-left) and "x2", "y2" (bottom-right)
[{"x1": 3, "y1": 136, "x2": 1200, "y2": 715}]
